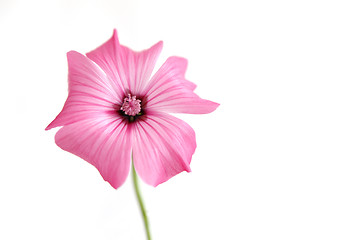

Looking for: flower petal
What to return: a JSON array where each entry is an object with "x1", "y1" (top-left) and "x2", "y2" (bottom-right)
[
  {"x1": 143, "y1": 56, "x2": 219, "y2": 114},
  {"x1": 132, "y1": 111, "x2": 196, "y2": 186},
  {"x1": 46, "y1": 51, "x2": 120, "y2": 130},
  {"x1": 86, "y1": 29, "x2": 163, "y2": 96},
  {"x1": 55, "y1": 114, "x2": 132, "y2": 189}
]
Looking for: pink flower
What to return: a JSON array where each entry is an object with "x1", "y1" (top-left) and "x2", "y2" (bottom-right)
[{"x1": 46, "y1": 30, "x2": 219, "y2": 189}]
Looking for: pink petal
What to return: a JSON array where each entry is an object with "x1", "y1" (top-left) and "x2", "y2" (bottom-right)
[
  {"x1": 132, "y1": 111, "x2": 196, "y2": 186},
  {"x1": 142, "y1": 56, "x2": 219, "y2": 114},
  {"x1": 86, "y1": 29, "x2": 163, "y2": 96},
  {"x1": 46, "y1": 51, "x2": 120, "y2": 130},
  {"x1": 55, "y1": 114, "x2": 132, "y2": 189}
]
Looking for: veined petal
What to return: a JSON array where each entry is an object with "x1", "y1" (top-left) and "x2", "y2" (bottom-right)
[
  {"x1": 86, "y1": 29, "x2": 163, "y2": 96},
  {"x1": 143, "y1": 56, "x2": 219, "y2": 114},
  {"x1": 55, "y1": 113, "x2": 132, "y2": 189},
  {"x1": 132, "y1": 111, "x2": 196, "y2": 186},
  {"x1": 46, "y1": 51, "x2": 120, "y2": 130}
]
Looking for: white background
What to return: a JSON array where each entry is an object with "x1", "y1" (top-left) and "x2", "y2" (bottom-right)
[{"x1": 1, "y1": 0, "x2": 360, "y2": 239}]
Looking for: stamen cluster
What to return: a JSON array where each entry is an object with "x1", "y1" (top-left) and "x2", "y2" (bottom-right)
[{"x1": 120, "y1": 94, "x2": 142, "y2": 117}]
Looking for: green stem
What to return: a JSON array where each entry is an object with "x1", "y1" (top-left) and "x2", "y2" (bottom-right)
[{"x1": 132, "y1": 161, "x2": 151, "y2": 240}]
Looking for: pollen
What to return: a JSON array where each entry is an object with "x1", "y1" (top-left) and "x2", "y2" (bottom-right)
[{"x1": 120, "y1": 94, "x2": 141, "y2": 116}]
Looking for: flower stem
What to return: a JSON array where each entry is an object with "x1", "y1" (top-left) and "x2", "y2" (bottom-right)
[{"x1": 132, "y1": 161, "x2": 151, "y2": 240}]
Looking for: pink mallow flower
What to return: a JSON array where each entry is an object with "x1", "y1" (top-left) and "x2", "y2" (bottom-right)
[{"x1": 46, "y1": 30, "x2": 219, "y2": 189}]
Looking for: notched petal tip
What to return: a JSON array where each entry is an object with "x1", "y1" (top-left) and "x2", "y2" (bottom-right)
[
  {"x1": 66, "y1": 50, "x2": 77, "y2": 56},
  {"x1": 206, "y1": 100, "x2": 220, "y2": 113},
  {"x1": 150, "y1": 166, "x2": 192, "y2": 187},
  {"x1": 168, "y1": 56, "x2": 188, "y2": 71},
  {"x1": 153, "y1": 40, "x2": 163, "y2": 50},
  {"x1": 66, "y1": 50, "x2": 85, "y2": 60},
  {"x1": 111, "y1": 28, "x2": 120, "y2": 44},
  {"x1": 66, "y1": 51, "x2": 87, "y2": 66},
  {"x1": 144, "y1": 40, "x2": 163, "y2": 59},
  {"x1": 103, "y1": 172, "x2": 129, "y2": 189},
  {"x1": 45, "y1": 123, "x2": 55, "y2": 131}
]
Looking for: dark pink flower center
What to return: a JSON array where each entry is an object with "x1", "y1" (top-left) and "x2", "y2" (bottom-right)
[{"x1": 121, "y1": 94, "x2": 142, "y2": 116}]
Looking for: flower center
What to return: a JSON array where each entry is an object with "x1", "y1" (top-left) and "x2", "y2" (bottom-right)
[{"x1": 120, "y1": 94, "x2": 141, "y2": 116}]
